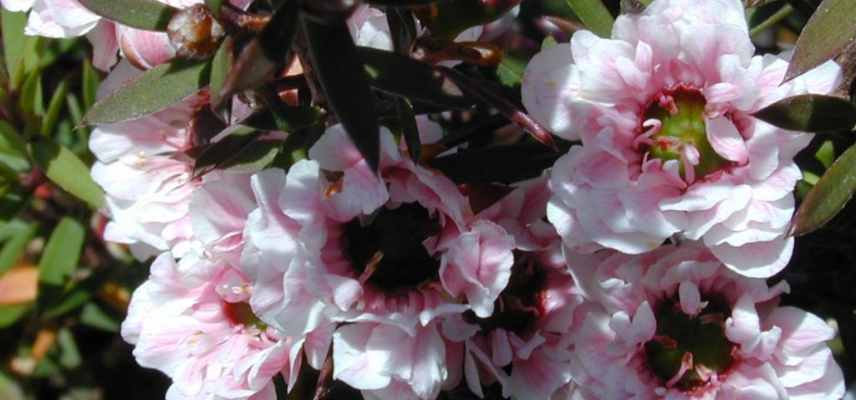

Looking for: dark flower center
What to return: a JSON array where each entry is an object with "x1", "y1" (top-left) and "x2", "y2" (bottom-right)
[
  {"x1": 644, "y1": 295, "x2": 736, "y2": 392},
  {"x1": 464, "y1": 252, "x2": 545, "y2": 336},
  {"x1": 222, "y1": 301, "x2": 267, "y2": 330},
  {"x1": 343, "y1": 203, "x2": 442, "y2": 292},
  {"x1": 642, "y1": 89, "x2": 729, "y2": 179}
]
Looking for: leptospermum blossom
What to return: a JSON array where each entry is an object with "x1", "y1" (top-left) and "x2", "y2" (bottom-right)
[
  {"x1": 1, "y1": 0, "x2": 250, "y2": 70},
  {"x1": 441, "y1": 179, "x2": 583, "y2": 399},
  {"x1": 567, "y1": 243, "x2": 845, "y2": 399},
  {"x1": 122, "y1": 251, "x2": 332, "y2": 400},
  {"x1": 522, "y1": 0, "x2": 842, "y2": 277},
  {"x1": 242, "y1": 120, "x2": 515, "y2": 399},
  {"x1": 90, "y1": 61, "x2": 204, "y2": 260}
]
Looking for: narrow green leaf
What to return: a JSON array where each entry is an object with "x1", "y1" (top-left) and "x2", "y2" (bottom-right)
[
  {"x1": 304, "y1": 19, "x2": 381, "y2": 172},
  {"x1": 357, "y1": 46, "x2": 474, "y2": 110},
  {"x1": 57, "y1": 328, "x2": 82, "y2": 369},
  {"x1": 208, "y1": 37, "x2": 233, "y2": 108},
  {"x1": 81, "y1": 59, "x2": 99, "y2": 110},
  {"x1": 794, "y1": 143, "x2": 856, "y2": 235},
  {"x1": 80, "y1": 303, "x2": 119, "y2": 332},
  {"x1": 18, "y1": 68, "x2": 43, "y2": 117},
  {"x1": 194, "y1": 130, "x2": 282, "y2": 174},
  {"x1": 0, "y1": 304, "x2": 30, "y2": 328},
  {"x1": 395, "y1": 98, "x2": 421, "y2": 161},
  {"x1": 1, "y1": 10, "x2": 27, "y2": 83},
  {"x1": 84, "y1": 59, "x2": 209, "y2": 124},
  {"x1": 38, "y1": 217, "x2": 85, "y2": 286},
  {"x1": 43, "y1": 79, "x2": 69, "y2": 136},
  {"x1": 0, "y1": 222, "x2": 36, "y2": 275},
  {"x1": 77, "y1": 0, "x2": 178, "y2": 31},
  {"x1": 41, "y1": 288, "x2": 90, "y2": 319},
  {"x1": 30, "y1": 139, "x2": 105, "y2": 209},
  {"x1": 784, "y1": 0, "x2": 856, "y2": 81},
  {"x1": 0, "y1": 121, "x2": 31, "y2": 171},
  {"x1": 565, "y1": 0, "x2": 614, "y2": 38},
  {"x1": 749, "y1": 3, "x2": 794, "y2": 37},
  {"x1": 754, "y1": 94, "x2": 856, "y2": 132}
]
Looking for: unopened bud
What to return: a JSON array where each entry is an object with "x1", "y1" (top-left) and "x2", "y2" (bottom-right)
[{"x1": 167, "y1": 4, "x2": 225, "y2": 60}]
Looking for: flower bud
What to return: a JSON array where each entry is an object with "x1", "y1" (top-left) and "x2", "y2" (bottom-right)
[{"x1": 167, "y1": 4, "x2": 225, "y2": 60}]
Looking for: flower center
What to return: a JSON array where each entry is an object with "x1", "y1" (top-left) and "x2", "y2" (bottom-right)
[
  {"x1": 343, "y1": 203, "x2": 442, "y2": 292},
  {"x1": 464, "y1": 252, "x2": 545, "y2": 336},
  {"x1": 644, "y1": 296, "x2": 736, "y2": 392},
  {"x1": 641, "y1": 89, "x2": 729, "y2": 180},
  {"x1": 222, "y1": 301, "x2": 267, "y2": 330}
]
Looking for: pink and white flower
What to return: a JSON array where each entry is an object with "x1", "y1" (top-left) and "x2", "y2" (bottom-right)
[
  {"x1": 522, "y1": 0, "x2": 842, "y2": 277},
  {"x1": 567, "y1": 242, "x2": 845, "y2": 399},
  {"x1": 90, "y1": 61, "x2": 204, "y2": 259},
  {"x1": 2, "y1": 0, "x2": 250, "y2": 70},
  {"x1": 121, "y1": 251, "x2": 332, "y2": 400},
  {"x1": 440, "y1": 179, "x2": 583, "y2": 399},
  {"x1": 241, "y1": 121, "x2": 515, "y2": 399}
]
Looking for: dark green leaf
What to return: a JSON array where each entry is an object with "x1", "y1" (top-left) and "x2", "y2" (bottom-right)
[
  {"x1": 357, "y1": 46, "x2": 473, "y2": 110},
  {"x1": 0, "y1": 222, "x2": 36, "y2": 275},
  {"x1": 220, "y1": 0, "x2": 299, "y2": 101},
  {"x1": 82, "y1": 59, "x2": 99, "y2": 110},
  {"x1": 429, "y1": 143, "x2": 565, "y2": 184},
  {"x1": 41, "y1": 288, "x2": 91, "y2": 319},
  {"x1": 0, "y1": 121, "x2": 31, "y2": 171},
  {"x1": 794, "y1": 143, "x2": 856, "y2": 235},
  {"x1": 80, "y1": 303, "x2": 119, "y2": 332},
  {"x1": 784, "y1": 0, "x2": 856, "y2": 81},
  {"x1": 18, "y1": 68, "x2": 44, "y2": 117},
  {"x1": 0, "y1": 304, "x2": 30, "y2": 328},
  {"x1": 84, "y1": 59, "x2": 209, "y2": 124},
  {"x1": 77, "y1": 0, "x2": 178, "y2": 31},
  {"x1": 43, "y1": 78, "x2": 69, "y2": 136},
  {"x1": 395, "y1": 98, "x2": 421, "y2": 161},
  {"x1": 38, "y1": 218, "x2": 85, "y2": 287},
  {"x1": 30, "y1": 139, "x2": 104, "y2": 209},
  {"x1": 194, "y1": 129, "x2": 283, "y2": 174},
  {"x1": 565, "y1": 0, "x2": 614, "y2": 38},
  {"x1": 304, "y1": 18, "x2": 380, "y2": 172},
  {"x1": 754, "y1": 94, "x2": 856, "y2": 132},
  {"x1": 209, "y1": 37, "x2": 233, "y2": 108}
]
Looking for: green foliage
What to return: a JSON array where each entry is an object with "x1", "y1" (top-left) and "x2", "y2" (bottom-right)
[
  {"x1": 84, "y1": 59, "x2": 210, "y2": 124},
  {"x1": 794, "y1": 143, "x2": 856, "y2": 235},
  {"x1": 76, "y1": 0, "x2": 178, "y2": 31},
  {"x1": 565, "y1": 0, "x2": 615, "y2": 37},
  {"x1": 30, "y1": 140, "x2": 104, "y2": 209},
  {"x1": 38, "y1": 218, "x2": 85, "y2": 287},
  {"x1": 754, "y1": 94, "x2": 856, "y2": 132},
  {"x1": 785, "y1": 0, "x2": 856, "y2": 81}
]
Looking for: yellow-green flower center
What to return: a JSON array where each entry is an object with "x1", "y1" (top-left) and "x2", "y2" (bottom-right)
[{"x1": 643, "y1": 90, "x2": 729, "y2": 179}]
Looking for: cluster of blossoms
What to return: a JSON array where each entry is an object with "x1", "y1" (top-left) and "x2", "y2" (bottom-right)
[{"x1": 4, "y1": 0, "x2": 848, "y2": 398}]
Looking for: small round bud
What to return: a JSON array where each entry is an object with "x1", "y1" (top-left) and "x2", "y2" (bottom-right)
[{"x1": 167, "y1": 4, "x2": 225, "y2": 60}]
